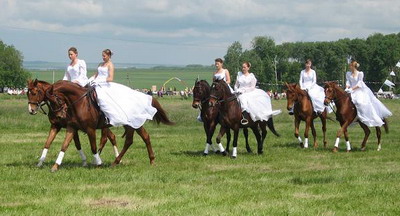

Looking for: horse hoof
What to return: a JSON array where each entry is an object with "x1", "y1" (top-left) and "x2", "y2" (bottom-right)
[
  {"x1": 50, "y1": 165, "x2": 59, "y2": 173},
  {"x1": 215, "y1": 150, "x2": 221, "y2": 154},
  {"x1": 221, "y1": 151, "x2": 227, "y2": 156},
  {"x1": 36, "y1": 162, "x2": 43, "y2": 168},
  {"x1": 299, "y1": 143, "x2": 304, "y2": 148},
  {"x1": 203, "y1": 153, "x2": 208, "y2": 156},
  {"x1": 82, "y1": 161, "x2": 88, "y2": 167},
  {"x1": 257, "y1": 151, "x2": 263, "y2": 155},
  {"x1": 332, "y1": 147, "x2": 338, "y2": 153},
  {"x1": 346, "y1": 150, "x2": 351, "y2": 153},
  {"x1": 231, "y1": 156, "x2": 237, "y2": 159},
  {"x1": 361, "y1": 147, "x2": 366, "y2": 152}
]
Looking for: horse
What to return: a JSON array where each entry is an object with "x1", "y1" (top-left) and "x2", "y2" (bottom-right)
[
  {"x1": 27, "y1": 79, "x2": 119, "y2": 167},
  {"x1": 323, "y1": 81, "x2": 389, "y2": 152},
  {"x1": 192, "y1": 79, "x2": 253, "y2": 155},
  {"x1": 285, "y1": 83, "x2": 329, "y2": 149},
  {"x1": 46, "y1": 81, "x2": 174, "y2": 171},
  {"x1": 208, "y1": 79, "x2": 279, "y2": 158}
]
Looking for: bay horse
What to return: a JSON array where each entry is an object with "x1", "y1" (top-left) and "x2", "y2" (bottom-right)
[
  {"x1": 323, "y1": 81, "x2": 388, "y2": 152},
  {"x1": 192, "y1": 79, "x2": 252, "y2": 155},
  {"x1": 285, "y1": 83, "x2": 328, "y2": 148},
  {"x1": 46, "y1": 81, "x2": 174, "y2": 171},
  {"x1": 27, "y1": 79, "x2": 119, "y2": 167},
  {"x1": 208, "y1": 79, "x2": 279, "y2": 158}
]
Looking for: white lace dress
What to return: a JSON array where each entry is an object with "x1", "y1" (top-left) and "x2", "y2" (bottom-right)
[
  {"x1": 63, "y1": 59, "x2": 88, "y2": 87},
  {"x1": 94, "y1": 66, "x2": 157, "y2": 128},
  {"x1": 234, "y1": 72, "x2": 281, "y2": 121},
  {"x1": 299, "y1": 69, "x2": 326, "y2": 113},
  {"x1": 346, "y1": 71, "x2": 392, "y2": 127}
]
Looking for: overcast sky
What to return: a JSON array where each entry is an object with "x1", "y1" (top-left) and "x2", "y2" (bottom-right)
[{"x1": 0, "y1": 0, "x2": 399, "y2": 65}]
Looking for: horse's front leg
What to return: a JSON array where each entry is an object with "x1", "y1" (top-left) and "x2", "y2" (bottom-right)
[
  {"x1": 72, "y1": 131, "x2": 88, "y2": 167},
  {"x1": 303, "y1": 118, "x2": 312, "y2": 148},
  {"x1": 231, "y1": 127, "x2": 240, "y2": 159},
  {"x1": 333, "y1": 121, "x2": 350, "y2": 152},
  {"x1": 215, "y1": 126, "x2": 227, "y2": 156},
  {"x1": 51, "y1": 126, "x2": 75, "y2": 172},
  {"x1": 320, "y1": 114, "x2": 327, "y2": 148},
  {"x1": 294, "y1": 117, "x2": 303, "y2": 148},
  {"x1": 37, "y1": 125, "x2": 61, "y2": 167},
  {"x1": 203, "y1": 120, "x2": 217, "y2": 156},
  {"x1": 243, "y1": 127, "x2": 252, "y2": 153},
  {"x1": 87, "y1": 128, "x2": 102, "y2": 166},
  {"x1": 310, "y1": 120, "x2": 317, "y2": 148},
  {"x1": 375, "y1": 127, "x2": 382, "y2": 151}
]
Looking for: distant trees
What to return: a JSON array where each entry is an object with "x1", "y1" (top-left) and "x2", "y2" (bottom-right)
[
  {"x1": 223, "y1": 33, "x2": 400, "y2": 92},
  {"x1": 0, "y1": 40, "x2": 30, "y2": 89}
]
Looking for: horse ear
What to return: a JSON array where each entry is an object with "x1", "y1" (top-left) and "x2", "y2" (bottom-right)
[
  {"x1": 46, "y1": 86, "x2": 54, "y2": 98},
  {"x1": 195, "y1": 77, "x2": 199, "y2": 84},
  {"x1": 33, "y1": 79, "x2": 38, "y2": 86}
]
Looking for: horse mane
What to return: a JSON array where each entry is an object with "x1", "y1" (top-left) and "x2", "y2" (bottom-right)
[{"x1": 213, "y1": 79, "x2": 233, "y2": 96}]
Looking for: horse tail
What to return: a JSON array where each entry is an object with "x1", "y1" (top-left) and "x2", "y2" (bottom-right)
[
  {"x1": 152, "y1": 98, "x2": 175, "y2": 126},
  {"x1": 383, "y1": 118, "x2": 389, "y2": 133},
  {"x1": 267, "y1": 117, "x2": 280, "y2": 137}
]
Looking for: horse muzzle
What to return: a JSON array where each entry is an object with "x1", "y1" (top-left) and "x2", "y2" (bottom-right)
[
  {"x1": 28, "y1": 104, "x2": 38, "y2": 115},
  {"x1": 192, "y1": 102, "x2": 200, "y2": 109}
]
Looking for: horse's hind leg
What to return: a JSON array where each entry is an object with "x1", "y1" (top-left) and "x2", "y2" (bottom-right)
[
  {"x1": 215, "y1": 126, "x2": 227, "y2": 156},
  {"x1": 250, "y1": 126, "x2": 263, "y2": 154},
  {"x1": 107, "y1": 129, "x2": 119, "y2": 158},
  {"x1": 112, "y1": 126, "x2": 134, "y2": 166},
  {"x1": 37, "y1": 125, "x2": 61, "y2": 167},
  {"x1": 97, "y1": 128, "x2": 108, "y2": 155},
  {"x1": 320, "y1": 115, "x2": 327, "y2": 148},
  {"x1": 375, "y1": 127, "x2": 382, "y2": 151},
  {"x1": 359, "y1": 122, "x2": 370, "y2": 151},
  {"x1": 243, "y1": 127, "x2": 252, "y2": 153},
  {"x1": 310, "y1": 120, "x2": 317, "y2": 148},
  {"x1": 73, "y1": 131, "x2": 87, "y2": 167},
  {"x1": 224, "y1": 128, "x2": 231, "y2": 154},
  {"x1": 136, "y1": 126, "x2": 155, "y2": 165}
]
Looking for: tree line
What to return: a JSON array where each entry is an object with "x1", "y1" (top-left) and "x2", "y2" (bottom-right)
[
  {"x1": 0, "y1": 40, "x2": 30, "y2": 89},
  {"x1": 224, "y1": 33, "x2": 400, "y2": 92}
]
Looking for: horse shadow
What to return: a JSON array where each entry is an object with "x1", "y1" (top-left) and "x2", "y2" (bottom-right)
[{"x1": 170, "y1": 150, "x2": 222, "y2": 157}]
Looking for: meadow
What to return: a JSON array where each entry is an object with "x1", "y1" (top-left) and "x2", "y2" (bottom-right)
[{"x1": 0, "y1": 91, "x2": 399, "y2": 215}]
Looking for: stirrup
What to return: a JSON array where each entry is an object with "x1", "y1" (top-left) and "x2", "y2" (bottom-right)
[{"x1": 241, "y1": 118, "x2": 249, "y2": 125}]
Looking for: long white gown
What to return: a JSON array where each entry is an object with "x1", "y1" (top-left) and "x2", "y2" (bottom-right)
[
  {"x1": 214, "y1": 69, "x2": 234, "y2": 93},
  {"x1": 63, "y1": 59, "x2": 88, "y2": 87},
  {"x1": 299, "y1": 69, "x2": 326, "y2": 113},
  {"x1": 234, "y1": 72, "x2": 281, "y2": 121},
  {"x1": 94, "y1": 66, "x2": 157, "y2": 129},
  {"x1": 346, "y1": 71, "x2": 392, "y2": 127}
]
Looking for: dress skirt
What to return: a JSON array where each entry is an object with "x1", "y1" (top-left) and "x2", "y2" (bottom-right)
[
  {"x1": 238, "y1": 89, "x2": 281, "y2": 121},
  {"x1": 95, "y1": 82, "x2": 157, "y2": 129}
]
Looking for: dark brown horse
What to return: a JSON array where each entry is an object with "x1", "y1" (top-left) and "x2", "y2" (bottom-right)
[
  {"x1": 46, "y1": 81, "x2": 174, "y2": 171},
  {"x1": 209, "y1": 79, "x2": 279, "y2": 158},
  {"x1": 192, "y1": 79, "x2": 253, "y2": 155},
  {"x1": 27, "y1": 79, "x2": 118, "y2": 167},
  {"x1": 285, "y1": 83, "x2": 328, "y2": 148},
  {"x1": 323, "y1": 81, "x2": 388, "y2": 152}
]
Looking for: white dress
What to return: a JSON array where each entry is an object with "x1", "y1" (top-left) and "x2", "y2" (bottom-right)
[
  {"x1": 63, "y1": 59, "x2": 88, "y2": 87},
  {"x1": 234, "y1": 72, "x2": 281, "y2": 121},
  {"x1": 214, "y1": 69, "x2": 234, "y2": 93},
  {"x1": 299, "y1": 69, "x2": 326, "y2": 113},
  {"x1": 94, "y1": 66, "x2": 157, "y2": 129},
  {"x1": 346, "y1": 71, "x2": 392, "y2": 127}
]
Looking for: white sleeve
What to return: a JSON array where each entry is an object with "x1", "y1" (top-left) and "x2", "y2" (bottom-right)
[
  {"x1": 234, "y1": 74, "x2": 240, "y2": 92},
  {"x1": 63, "y1": 69, "x2": 69, "y2": 81},
  {"x1": 356, "y1": 72, "x2": 365, "y2": 88},
  {"x1": 311, "y1": 70, "x2": 317, "y2": 87},
  {"x1": 78, "y1": 60, "x2": 88, "y2": 84},
  {"x1": 299, "y1": 71, "x2": 304, "y2": 89},
  {"x1": 345, "y1": 72, "x2": 350, "y2": 87}
]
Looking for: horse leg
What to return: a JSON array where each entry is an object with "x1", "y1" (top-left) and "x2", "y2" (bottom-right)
[
  {"x1": 107, "y1": 129, "x2": 119, "y2": 158},
  {"x1": 51, "y1": 126, "x2": 75, "y2": 172},
  {"x1": 203, "y1": 121, "x2": 217, "y2": 156},
  {"x1": 333, "y1": 122, "x2": 350, "y2": 152},
  {"x1": 260, "y1": 122, "x2": 267, "y2": 147},
  {"x1": 231, "y1": 128, "x2": 240, "y2": 159},
  {"x1": 310, "y1": 120, "x2": 317, "y2": 148},
  {"x1": 37, "y1": 125, "x2": 61, "y2": 167},
  {"x1": 225, "y1": 128, "x2": 231, "y2": 153},
  {"x1": 303, "y1": 118, "x2": 311, "y2": 148},
  {"x1": 137, "y1": 127, "x2": 155, "y2": 165},
  {"x1": 215, "y1": 126, "x2": 227, "y2": 156},
  {"x1": 87, "y1": 128, "x2": 102, "y2": 166},
  {"x1": 97, "y1": 128, "x2": 108, "y2": 155},
  {"x1": 376, "y1": 127, "x2": 382, "y2": 151},
  {"x1": 358, "y1": 122, "x2": 370, "y2": 151},
  {"x1": 320, "y1": 115, "x2": 327, "y2": 148},
  {"x1": 251, "y1": 126, "x2": 263, "y2": 154},
  {"x1": 244, "y1": 127, "x2": 252, "y2": 153},
  {"x1": 294, "y1": 117, "x2": 303, "y2": 148},
  {"x1": 112, "y1": 126, "x2": 134, "y2": 166},
  {"x1": 72, "y1": 131, "x2": 87, "y2": 167}
]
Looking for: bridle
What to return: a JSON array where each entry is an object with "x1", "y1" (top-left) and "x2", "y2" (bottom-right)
[
  {"x1": 209, "y1": 82, "x2": 237, "y2": 105},
  {"x1": 27, "y1": 88, "x2": 48, "y2": 115}
]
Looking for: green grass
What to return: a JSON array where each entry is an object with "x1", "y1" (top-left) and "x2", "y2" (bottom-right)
[
  {"x1": 29, "y1": 67, "x2": 214, "y2": 90},
  {"x1": 0, "y1": 94, "x2": 400, "y2": 215}
]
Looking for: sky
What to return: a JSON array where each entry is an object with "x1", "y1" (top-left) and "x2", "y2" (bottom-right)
[{"x1": 0, "y1": 0, "x2": 399, "y2": 65}]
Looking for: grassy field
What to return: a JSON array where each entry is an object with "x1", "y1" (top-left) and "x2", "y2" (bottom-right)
[
  {"x1": 0, "y1": 94, "x2": 399, "y2": 215},
  {"x1": 29, "y1": 66, "x2": 214, "y2": 91}
]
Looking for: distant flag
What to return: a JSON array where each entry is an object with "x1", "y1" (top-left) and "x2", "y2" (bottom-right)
[
  {"x1": 396, "y1": 61, "x2": 400, "y2": 67},
  {"x1": 383, "y1": 79, "x2": 395, "y2": 88},
  {"x1": 390, "y1": 71, "x2": 396, "y2": 76},
  {"x1": 378, "y1": 88, "x2": 384, "y2": 94}
]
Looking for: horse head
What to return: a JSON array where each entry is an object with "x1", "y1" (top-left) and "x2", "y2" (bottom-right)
[
  {"x1": 285, "y1": 82, "x2": 303, "y2": 111},
  {"x1": 209, "y1": 79, "x2": 230, "y2": 107},
  {"x1": 27, "y1": 79, "x2": 52, "y2": 115},
  {"x1": 45, "y1": 85, "x2": 69, "y2": 119},
  {"x1": 192, "y1": 79, "x2": 210, "y2": 109},
  {"x1": 323, "y1": 81, "x2": 339, "y2": 105}
]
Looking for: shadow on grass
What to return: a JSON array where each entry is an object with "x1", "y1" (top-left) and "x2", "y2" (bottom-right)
[
  {"x1": 170, "y1": 150, "x2": 226, "y2": 157},
  {"x1": 290, "y1": 176, "x2": 335, "y2": 185}
]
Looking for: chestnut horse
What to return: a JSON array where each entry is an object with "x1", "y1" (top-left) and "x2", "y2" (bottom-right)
[
  {"x1": 323, "y1": 81, "x2": 388, "y2": 152},
  {"x1": 209, "y1": 79, "x2": 279, "y2": 158},
  {"x1": 46, "y1": 81, "x2": 174, "y2": 171},
  {"x1": 192, "y1": 79, "x2": 253, "y2": 155},
  {"x1": 285, "y1": 83, "x2": 329, "y2": 148},
  {"x1": 27, "y1": 79, "x2": 119, "y2": 167}
]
